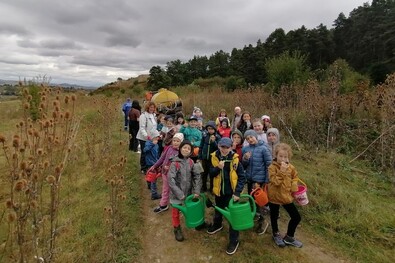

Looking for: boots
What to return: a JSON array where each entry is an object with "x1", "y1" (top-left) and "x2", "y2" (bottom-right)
[{"x1": 174, "y1": 226, "x2": 184, "y2": 242}]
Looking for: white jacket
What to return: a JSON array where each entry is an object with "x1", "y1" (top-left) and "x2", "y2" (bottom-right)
[{"x1": 136, "y1": 111, "x2": 157, "y2": 141}]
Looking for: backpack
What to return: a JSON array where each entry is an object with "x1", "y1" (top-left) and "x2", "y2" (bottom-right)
[{"x1": 174, "y1": 158, "x2": 194, "y2": 171}]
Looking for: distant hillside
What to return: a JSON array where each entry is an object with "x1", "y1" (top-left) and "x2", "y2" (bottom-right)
[{"x1": 91, "y1": 74, "x2": 149, "y2": 95}]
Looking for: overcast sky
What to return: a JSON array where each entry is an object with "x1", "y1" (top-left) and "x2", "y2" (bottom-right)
[{"x1": 0, "y1": 0, "x2": 368, "y2": 87}]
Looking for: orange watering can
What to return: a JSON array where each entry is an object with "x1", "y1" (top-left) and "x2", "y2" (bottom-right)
[
  {"x1": 214, "y1": 194, "x2": 256, "y2": 231},
  {"x1": 171, "y1": 194, "x2": 206, "y2": 228},
  {"x1": 250, "y1": 185, "x2": 268, "y2": 207}
]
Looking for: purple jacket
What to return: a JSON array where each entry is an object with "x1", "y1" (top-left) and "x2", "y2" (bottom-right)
[{"x1": 152, "y1": 146, "x2": 179, "y2": 175}]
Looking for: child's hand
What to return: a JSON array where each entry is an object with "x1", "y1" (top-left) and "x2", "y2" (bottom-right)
[
  {"x1": 210, "y1": 135, "x2": 216, "y2": 142},
  {"x1": 233, "y1": 195, "x2": 240, "y2": 202},
  {"x1": 280, "y1": 161, "x2": 289, "y2": 172},
  {"x1": 243, "y1": 152, "x2": 252, "y2": 160},
  {"x1": 183, "y1": 123, "x2": 188, "y2": 128},
  {"x1": 232, "y1": 141, "x2": 237, "y2": 149},
  {"x1": 217, "y1": 161, "x2": 225, "y2": 169},
  {"x1": 193, "y1": 193, "x2": 200, "y2": 199}
]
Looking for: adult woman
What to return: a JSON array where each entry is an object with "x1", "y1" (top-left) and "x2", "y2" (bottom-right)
[
  {"x1": 136, "y1": 101, "x2": 157, "y2": 173},
  {"x1": 128, "y1": 100, "x2": 141, "y2": 152}
]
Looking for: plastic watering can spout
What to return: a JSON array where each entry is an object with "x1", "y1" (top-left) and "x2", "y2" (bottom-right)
[
  {"x1": 171, "y1": 203, "x2": 186, "y2": 214},
  {"x1": 214, "y1": 206, "x2": 231, "y2": 222}
]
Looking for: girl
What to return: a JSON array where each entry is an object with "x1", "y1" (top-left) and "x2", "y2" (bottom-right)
[
  {"x1": 168, "y1": 140, "x2": 202, "y2": 241},
  {"x1": 161, "y1": 115, "x2": 178, "y2": 150},
  {"x1": 217, "y1": 118, "x2": 231, "y2": 138},
  {"x1": 268, "y1": 143, "x2": 303, "y2": 248},
  {"x1": 261, "y1": 115, "x2": 272, "y2": 133},
  {"x1": 231, "y1": 129, "x2": 243, "y2": 162},
  {"x1": 242, "y1": 130, "x2": 272, "y2": 235},
  {"x1": 136, "y1": 101, "x2": 157, "y2": 174},
  {"x1": 242, "y1": 118, "x2": 268, "y2": 147},
  {"x1": 175, "y1": 112, "x2": 185, "y2": 131},
  {"x1": 236, "y1": 111, "x2": 253, "y2": 135},
  {"x1": 266, "y1": 127, "x2": 280, "y2": 159},
  {"x1": 215, "y1": 109, "x2": 228, "y2": 127},
  {"x1": 151, "y1": 133, "x2": 184, "y2": 213}
]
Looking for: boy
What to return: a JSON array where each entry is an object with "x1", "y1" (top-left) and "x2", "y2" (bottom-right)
[
  {"x1": 179, "y1": 116, "x2": 202, "y2": 161},
  {"x1": 207, "y1": 137, "x2": 246, "y2": 255},
  {"x1": 143, "y1": 130, "x2": 162, "y2": 199},
  {"x1": 198, "y1": 121, "x2": 221, "y2": 192},
  {"x1": 242, "y1": 130, "x2": 272, "y2": 235}
]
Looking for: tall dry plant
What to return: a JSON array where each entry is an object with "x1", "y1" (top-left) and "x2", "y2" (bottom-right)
[{"x1": 0, "y1": 85, "x2": 80, "y2": 262}]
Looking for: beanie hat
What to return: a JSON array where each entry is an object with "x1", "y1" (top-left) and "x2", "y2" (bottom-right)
[
  {"x1": 261, "y1": 115, "x2": 271, "y2": 123},
  {"x1": 218, "y1": 137, "x2": 232, "y2": 148},
  {"x1": 205, "y1": 120, "x2": 217, "y2": 131},
  {"x1": 178, "y1": 140, "x2": 193, "y2": 158},
  {"x1": 244, "y1": 129, "x2": 258, "y2": 139},
  {"x1": 172, "y1": 133, "x2": 184, "y2": 142}
]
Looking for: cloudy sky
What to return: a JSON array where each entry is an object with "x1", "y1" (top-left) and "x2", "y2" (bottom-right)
[{"x1": 0, "y1": 0, "x2": 368, "y2": 87}]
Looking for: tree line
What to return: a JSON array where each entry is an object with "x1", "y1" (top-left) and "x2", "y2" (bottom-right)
[{"x1": 148, "y1": 0, "x2": 395, "y2": 90}]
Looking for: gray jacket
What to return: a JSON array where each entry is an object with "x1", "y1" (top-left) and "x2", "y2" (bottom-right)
[{"x1": 168, "y1": 156, "x2": 202, "y2": 205}]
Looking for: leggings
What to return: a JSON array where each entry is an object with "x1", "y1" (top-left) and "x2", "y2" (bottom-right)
[{"x1": 269, "y1": 202, "x2": 301, "y2": 237}]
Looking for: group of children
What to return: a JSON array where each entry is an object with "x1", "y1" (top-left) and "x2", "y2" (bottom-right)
[{"x1": 136, "y1": 103, "x2": 303, "y2": 255}]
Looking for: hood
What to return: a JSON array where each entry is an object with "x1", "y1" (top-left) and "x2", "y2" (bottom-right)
[
  {"x1": 205, "y1": 121, "x2": 217, "y2": 131},
  {"x1": 267, "y1": 128, "x2": 280, "y2": 144},
  {"x1": 231, "y1": 129, "x2": 244, "y2": 143}
]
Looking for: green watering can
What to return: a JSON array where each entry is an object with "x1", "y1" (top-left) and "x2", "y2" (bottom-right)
[
  {"x1": 172, "y1": 194, "x2": 206, "y2": 228},
  {"x1": 214, "y1": 194, "x2": 256, "y2": 231}
]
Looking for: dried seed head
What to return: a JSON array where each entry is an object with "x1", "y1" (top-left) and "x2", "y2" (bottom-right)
[
  {"x1": 14, "y1": 180, "x2": 26, "y2": 192},
  {"x1": 30, "y1": 200, "x2": 38, "y2": 209},
  {"x1": 12, "y1": 138, "x2": 20, "y2": 148},
  {"x1": 20, "y1": 161, "x2": 27, "y2": 170},
  {"x1": 33, "y1": 130, "x2": 40, "y2": 138},
  {"x1": 46, "y1": 175, "x2": 56, "y2": 184},
  {"x1": 0, "y1": 134, "x2": 5, "y2": 143},
  {"x1": 65, "y1": 111, "x2": 71, "y2": 119},
  {"x1": 110, "y1": 180, "x2": 116, "y2": 186},
  {"x1": 5, "y1": 199, "x2": 13, "y2": 209},
  {"x1": 64, "y1": 96, "x2": 70, "y2": 104},
  {"x1": 19, "y1": 121, "x2": 24, "y2": 127},
  {"x1": 37, "y1": 148, "x2": 44, "y2": 155},
  {"x1": 7, "y1": 212, "x2": 17, "y2": 223},
  {"x1": 55, "y1": 166, "x2": 61, "y2": 174},
  {"x1": 71, "y1": 94, "x2": 76, "y2": 101},
  {"x1": 44, "y1": 161, "x2": 49, "y2": 168},
  {"x1": 23, "y1": 102, "x2": 30, "y2": 110}
]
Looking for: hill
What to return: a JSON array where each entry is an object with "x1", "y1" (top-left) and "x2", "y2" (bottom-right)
[{"x1": 90, "y1": 74, "x2": 149, "y2": 95}]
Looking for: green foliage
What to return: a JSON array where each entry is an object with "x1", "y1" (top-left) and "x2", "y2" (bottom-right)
[
  {"x1": 326, "y1": 59, "x2": 370, "y2": 94},
  {"x1": 147, "y1": 66, "x2": 171, "y2": 90},
  {"x1": 225, "y1": 76, "x2": 246, "y2": 92},
  {"x1": 120, "y1": 88, "x2": 125, "y2": 94},
  {"x1": 265, "y1": 51, "x2": 311, "y2": 93},
  {"x1": 192, "y1": 76, "x2": 227, "y2": 89}
]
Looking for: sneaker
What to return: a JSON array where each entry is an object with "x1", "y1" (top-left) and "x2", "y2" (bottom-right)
[
  {"x1": 272, "y1": 232, "x2": 286, "y2": 248},
  {"x1": 283, "y1": 235, "x2": 303, "y2": 248},
  {"x1": 206, "y1": 224, "x2": 223, "y2": 234},
  {"x1": 255, "y1": 221, "x2": 269, "y2": 235},
  {"x1": 174, "y1": 226, "x2": 184, "y2": 242},
  {"x1": 151, "y1": 194, "x2": 161, "y2": 200},
  {"x1": 226, "y1": 240, "x2": 240, "y2": 255},
  {"x1": 153, "y1": 205, "x2": 169, "y2": 214}
]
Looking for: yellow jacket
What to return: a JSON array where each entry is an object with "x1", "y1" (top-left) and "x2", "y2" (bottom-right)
[
  {"x1": 210, "y1": 152, "x2": 242, "y2": 197},
  {"x1": 268, "y1": 161, "x2": 299, "y2": 205}
]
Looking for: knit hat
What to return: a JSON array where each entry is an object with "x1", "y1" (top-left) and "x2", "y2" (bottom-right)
[
  {"x1": 244, "y1": 129, "x2": 258, "y2": 139},
  {"x1": 261, "y1": 115, "x2": 271, "y2": 123},
  {"x1": 172, "y1": 133, "x2": 184, "y2": 142},
  {"x1": 205, "y1": 121, "x2": 217, "y2": 131},
  {"x1": 218, "y1": 137, "x2": 232, "y2": 148},
  {"x1": 164, "y1": 115, "x2": 174, "y2": 121},
  {"x1": 178, "y1": 140, "x2": 193, "y2": 158}
]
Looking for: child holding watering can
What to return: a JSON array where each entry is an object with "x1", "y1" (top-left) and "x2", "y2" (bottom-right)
[
  {"x1": 268, "y1": 143, "x2": 303, "y2": 248},
  {"x1": 168, "y1": 140, "x2": 202, "y2": 241},
  {"x1": 207, "y1": 137, "x2": 246, "y2": 255},
  {"x1": 242, "y1": 130, "x2": 272, "y2": 235}
]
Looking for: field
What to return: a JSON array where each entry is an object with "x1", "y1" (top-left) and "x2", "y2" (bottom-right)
[{"x1": 0, "y1": 82, "x2": 394, "y2": 263}]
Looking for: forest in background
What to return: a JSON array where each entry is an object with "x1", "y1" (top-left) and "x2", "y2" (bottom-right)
[{"x1": 147, "y1": 0, "x2": 395, "y2": 90}]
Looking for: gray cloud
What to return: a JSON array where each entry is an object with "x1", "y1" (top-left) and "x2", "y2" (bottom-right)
[{"x1": 0, "y1": 0, "x2": 369, "y2": 87}]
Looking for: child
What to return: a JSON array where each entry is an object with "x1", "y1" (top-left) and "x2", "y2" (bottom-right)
[
  {"x1": 128, "y1": 100, "x2": 141, "y2": 152},
  {"x1": 230, "y1": 106, "x2": 242, "y2": 131},
  {"x1": 168, "y1": 140, "x2": 202, "y2": 241},
  {"x1": 242, "y1": 130, "x2": 272, "y2": 235},
  {"x1": 151, "y1": 133, "x2": 184, "y2": 213},
  {"x1": 261, "y1": 115, "x2": 272, "y2": 133},
  {"x1": 242, "y1": 118, "x2": 267, "y2": 147},
  {"x1": 268, "y1": 143, "x2": 302, "y2": 248},
  {"x1": 231, "y1": 129, "x2": 244, "y2": 162},
  {"x1": 122, "y1": 98, "x2": 132, "y2": 130},
  {"x1": 161, "y1": 115, "x2": 178, "y2": 149},
  {"x1": 217, "y1": 118, "x2": 231, "y2": 138},
  {"x1": 192, "y1": 106, "x2": 204, "y2": 126},
  {"x1": 156, "y1": 113, "x2": 166, "y2": 155},
  {"x1": 215, "y1": 109, "x2": 228, "y2": 127},
  {"x1": 236, "y1": 111, "x2": 253, "y2": 135},
  {"x1": 179, "y1": 116, "x2": 202, "y2": 160},
  {"x1": 266, "y1": 127, "x2": 280, "y2": 159},
  {"x1": 143, "y1": 130, "x2": 161, "y2": 199},
  {"x1": 198, "y1": 121, "x2": 221, "y2": 192},
  {"x1": 207, "y1": 137, "x2": 246, "y2": 255},
  {"x1": 175, "y1": 112, "x2": 185, "y2": 131}
]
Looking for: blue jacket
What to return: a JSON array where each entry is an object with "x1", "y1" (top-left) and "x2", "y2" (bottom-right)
[
  {"x1": 242, "y1": 140, "x2": 272, "y2": 183},
  {"x1": 143, "y1": 140, "x2": 160, "y2": 166},
  {"x1": 122, "y1": 101, "x2": 132, "y2": 115}
]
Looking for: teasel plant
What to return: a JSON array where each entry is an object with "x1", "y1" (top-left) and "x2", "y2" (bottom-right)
[{"x1": 1, "y1": 84, "x2": 80, "y2": 262}]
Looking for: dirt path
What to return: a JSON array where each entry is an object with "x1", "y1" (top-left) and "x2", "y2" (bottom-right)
[{"x1": 138, "y1": 177, "x2": 351, "y2": 263}]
